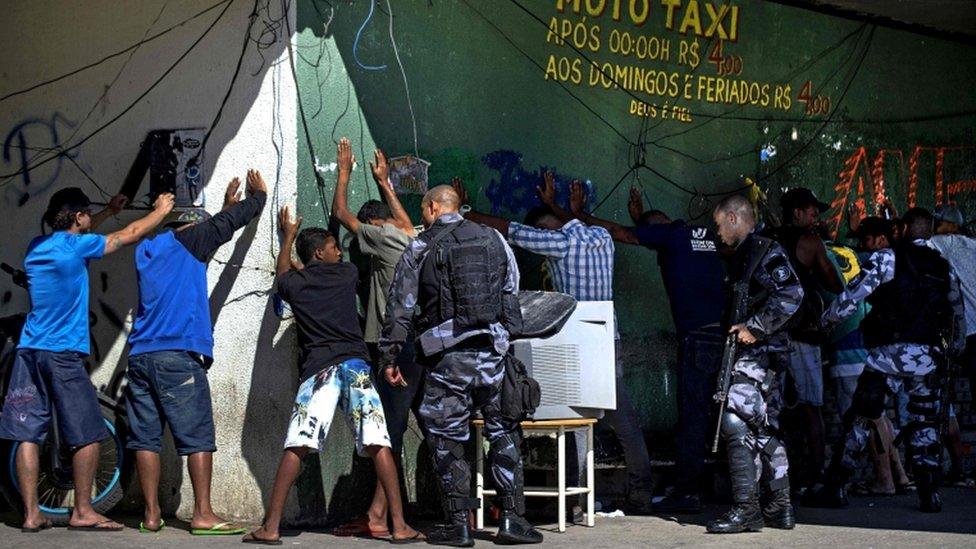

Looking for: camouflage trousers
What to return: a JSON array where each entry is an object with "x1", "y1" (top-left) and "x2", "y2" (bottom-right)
[
  {"x1": 725, "y1": 347, "x2": 790, "y2": 489},
  {"x1": 837, "y1": 350, "x2": 943, "y2": 472},
  {"x1": 419, "y1": 345, "x2": 524, "y2": 514}
]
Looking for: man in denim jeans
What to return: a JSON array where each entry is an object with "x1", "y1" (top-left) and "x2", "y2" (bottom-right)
[
  {"x1": 124, "y1": 171, "x2": 266, "y2": 534},
  {"x1": 0, "y1": 187, "x2": 173, "y2": 532}
]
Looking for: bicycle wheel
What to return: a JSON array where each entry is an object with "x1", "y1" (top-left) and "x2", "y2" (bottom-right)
[{"x1": 5, "y1": 412, "x2": 126, "y2": 525}]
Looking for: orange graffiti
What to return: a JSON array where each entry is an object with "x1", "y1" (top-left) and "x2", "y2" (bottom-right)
[{"x1": 828, "y1": 145, "x2": 976, "y2": 236}]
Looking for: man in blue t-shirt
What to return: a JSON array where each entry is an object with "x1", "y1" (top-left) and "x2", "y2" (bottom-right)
[
  {"x1": 568, "y1": 184, "x2": 727, "y2": 514},
  {"x1": 124, "y1": 170, "x2": 266, "y2": 535},
  {"x1": 0, "y1": 187, "x2": 174, "y2": 532}
]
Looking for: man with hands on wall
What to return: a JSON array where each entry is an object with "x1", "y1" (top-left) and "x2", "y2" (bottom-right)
[
  {"x1": 454, "y1": 173, "x2": 655, "y2": 516},
  {"x1": 0, "y1": 187, "x2": 174, "y2": 532}
]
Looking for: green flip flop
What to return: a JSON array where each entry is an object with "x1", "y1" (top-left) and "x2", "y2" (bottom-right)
[
  {"x1": 139, "y1": 519, "x2": 165, "y2": 533},
  {"x1": 191, "y1": 522, "x2": 247, "y2": 536}
]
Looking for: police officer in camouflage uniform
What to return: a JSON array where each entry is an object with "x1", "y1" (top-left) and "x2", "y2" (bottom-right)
[
  {"x1": 807, "y1": 209, "x2": 965, "y2": 513},
  {"x1": 379, "y1": 185, "x2": 542, "y2": 546},
  {"x1": 708, "y1": 195, "x2": 804, "y2": 534}
]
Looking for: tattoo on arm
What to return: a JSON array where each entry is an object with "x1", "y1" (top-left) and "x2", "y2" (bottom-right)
[{"x1": 105, "y1": 235, "x2": 123, "y2": 254}]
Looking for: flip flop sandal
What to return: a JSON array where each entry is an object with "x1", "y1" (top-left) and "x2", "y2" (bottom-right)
[
  {"x1": 192, "y1": 521, "x2": 247, "y2": 536},
  {"x1": 390, "y1": 532, "x2": 426, "y2": 544},
  {"x1": 67, "y1": 520, "x2": 124, "y2": 532},
  {"x1": 139, "y1": 519, "x2": 166, "y2": 533},
  {"x1": 21, "y1": 521, "x2": 53, "y2": 533},
  {"x1": 333, "y1": 516, "x2": 390, "y2": 538},
  {"x1": 242, "y1": 532, "x2": 283, "y2": 545}
]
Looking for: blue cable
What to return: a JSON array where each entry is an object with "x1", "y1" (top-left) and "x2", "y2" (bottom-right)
[{"x1": 353, "y1": 0, "x2": 387, "y2": 71}]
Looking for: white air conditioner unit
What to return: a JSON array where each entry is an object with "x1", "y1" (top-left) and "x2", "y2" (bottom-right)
[{"x1": 512, "y1": 301, "x2": 616, "y2": 420}]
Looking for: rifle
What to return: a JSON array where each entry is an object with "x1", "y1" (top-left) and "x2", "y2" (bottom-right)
[{"x1": 711, "y1": 279, "x2": 750, "y2": 453}]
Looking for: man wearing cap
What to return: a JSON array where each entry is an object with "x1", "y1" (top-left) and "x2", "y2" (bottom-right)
[
  {"x1": 933, "y1": 204, "x2": 969, "y2": 236},
  {"x1": 0, "y1": 187, "x2": 174, "y2": 532},
  {"x1": 124, "y1": 171, "x2": 267, "y2": 535},
  {"x1": 766, "y1": 188, "x2": 843, "y2": 492}
]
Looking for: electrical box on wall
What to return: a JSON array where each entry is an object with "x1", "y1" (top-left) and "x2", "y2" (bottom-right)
[{"x1": 147, "y1": 129, "x2": 206, "y2": 208}]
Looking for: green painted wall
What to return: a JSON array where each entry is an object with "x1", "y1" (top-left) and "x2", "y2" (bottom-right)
[{"x1": 291, "y1": 0, "x2": 976, "y2": 518}]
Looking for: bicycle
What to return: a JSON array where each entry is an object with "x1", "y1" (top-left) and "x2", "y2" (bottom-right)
[{"x1": 0, "y1": 262, "x2": 132, "y2": 525}]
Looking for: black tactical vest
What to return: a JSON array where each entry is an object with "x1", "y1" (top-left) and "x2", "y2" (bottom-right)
[
  {"x1": 417, "y1": 219, "x2": 521, "y2": 335},
  {"x1": 861, "y1": 243, "x2": 952, "y2": 348},
  {"x1": 726, "y1": 234, "x2": 771, "y2": 325}
]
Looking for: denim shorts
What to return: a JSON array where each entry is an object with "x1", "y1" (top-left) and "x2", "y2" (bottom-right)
[
  {"x1": 0, "y1": 349, "x2": 108, "y2": 447},
  {"x1": 125, "y1": 350, "x2": 216, "y2": 455},
  {"x1": 785, "y1": 340, "x2": 824, "y2": 406}
]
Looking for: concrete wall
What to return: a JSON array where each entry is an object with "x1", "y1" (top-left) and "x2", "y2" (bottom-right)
[{"x1": 0, "y1": 0, "x2": 300, "y2": 522}]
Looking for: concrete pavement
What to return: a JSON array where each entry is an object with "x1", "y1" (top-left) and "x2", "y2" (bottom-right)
[{"x1": 2, "y1": 488, "x2": 974, "y2": 548}]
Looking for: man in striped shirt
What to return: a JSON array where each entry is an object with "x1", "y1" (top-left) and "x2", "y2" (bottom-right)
[{"x1": 452, "y1": 174, "x2": 655, "y2": 515}]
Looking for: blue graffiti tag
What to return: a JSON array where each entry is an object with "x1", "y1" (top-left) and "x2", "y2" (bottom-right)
[
  {"x1": 2, "y1": 113, "x2": 77, "y2": 206},
  {"x1": 481, "y1": 150, "x2": 595, "y2": 217}
]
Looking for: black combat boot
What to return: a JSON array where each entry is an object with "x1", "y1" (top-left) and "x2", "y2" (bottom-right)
[
  {"x1": 426, "y1": 511, "x2": 474, "y2": 548},
  {"x1": 763, "y1": 488, "x2": 796, "y2": 529},
  {"x1": 707, "y1": 500, "x2": 764, "y2": 534},
  {"x1": 495, "y1": 493, "x2": 542, "y2": 545},
  {"x1": 496, "y1": 511, "x2": 543, "y2": 545},
  {"x1": 707, "y1": 432, "x2": 764, "y2": 534},
  {"x1": 428, "y1": 438, "x2": 477, "y2": 547},
  {"x1": 915, "y1": 470, "x2": 943, "y2": 513}
]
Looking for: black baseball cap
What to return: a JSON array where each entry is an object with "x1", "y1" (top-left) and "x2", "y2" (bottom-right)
[
  {"x1": 44, "y1": 187, "x2": 92, "y2": 225},
  {"x1": 780, "y1": 187, "x2": 829, "y2": 215}
]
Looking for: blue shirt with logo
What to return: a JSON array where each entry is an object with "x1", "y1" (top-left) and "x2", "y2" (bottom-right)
[
  {"x1": 634, "y1": 220, "x2": 726, "y2": 335},
  {"x1": 19, "y1": 231, "x2": 106, "y2": 354}
]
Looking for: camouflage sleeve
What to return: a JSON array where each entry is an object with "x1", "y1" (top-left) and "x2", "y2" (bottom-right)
[
  {"x1": 948, "y1": 270, "x2": 967, "y2": 354},
  {"x1": 378, "y1": 238, "x2": 428, "y2": 364},
  {"x1": 823, "y1": 248, "x2": 895, "y2": 326},
  {"x1": 744, "y1": 244, "x2": 804, "y2": 338}
]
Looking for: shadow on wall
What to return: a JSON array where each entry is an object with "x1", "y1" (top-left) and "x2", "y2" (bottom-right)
[{"x1": 240, "y1": 297, "x2": 301, "y2": 521}]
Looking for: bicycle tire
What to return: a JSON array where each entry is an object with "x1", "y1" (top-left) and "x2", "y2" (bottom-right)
[{"x1": 2, "y1": 406, "x2": 131, "y2": 525}]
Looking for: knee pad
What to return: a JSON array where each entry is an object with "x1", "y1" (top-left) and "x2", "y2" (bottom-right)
[
  {"x1": 850, "y1": 370, "x2": 887, "y2": 419},
  {"x1": 487, "y1": 432, "x2": 522, "y2": 471},
  {"x1": 721, "y1": 410, "x2": 751, "y2": 443},
  {"x1": 430, "y1": 436, "x2": 472, "y2": 501}
]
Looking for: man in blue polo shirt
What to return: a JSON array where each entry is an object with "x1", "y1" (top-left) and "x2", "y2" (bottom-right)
[
  {"x1": 124, "y1": 170, "x2": 267, "y2": 535},
  {"x1": 0, "y1": 187, "x2": 174, "y2": 532},
  {"x1": 568, "y1": 184, "x2": 727, "y2": 514}
]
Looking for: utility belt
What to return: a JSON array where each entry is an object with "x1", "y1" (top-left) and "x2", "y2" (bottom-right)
[
  {"x1": 446, "y1": 333, "x2": 495, "y2": 353},
  {"x1": 731, "y1": 373, "x2": 760, "y2": 387}
]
